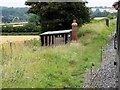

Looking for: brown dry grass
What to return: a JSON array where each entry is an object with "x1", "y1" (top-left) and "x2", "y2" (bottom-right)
[{"x1": 0, "y1": 35, "x2": 40, "y2": 44}]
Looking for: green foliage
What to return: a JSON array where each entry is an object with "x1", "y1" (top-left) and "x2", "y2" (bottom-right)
[
  {"x1": 2, "y1": 23, "x2": 41, "y2": 34},
  {"x1": 24, "y1": 39, "x2": 40, "y2": 48},
  {"x1": 25, "y1": 2, "x2": 90, "y2": 32},
  {"x1": 107, "y1": 15, "x2": 116, "y2": 19},
  {"x1": 1, "y1": 19, "x2": 116, "y2": 88},
  {"x1": 2, "y1": 7, "x2": 30, "y2": 23},
  {"x1": 90, "y1": 8, "x2": 111, "y2": 17},
  {"x1": 28, "y1": 14, "x2": 41, "y2": 26},
  {"x1": 78, "y1": 19, "x2": 116, "y2": 46}
]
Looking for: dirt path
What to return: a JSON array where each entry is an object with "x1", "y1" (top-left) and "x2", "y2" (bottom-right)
[{"x1": 0, "y1": 35, "x2": 40, "y2": 44}]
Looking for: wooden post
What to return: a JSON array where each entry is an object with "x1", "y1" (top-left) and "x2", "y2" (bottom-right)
[
  {"x1": 65, "y1": 33, "x2": 68, "y2": 44},
  {"x1": 101, "y1": 47, "x2": 103, "y2": 62},
  {"x1": 43, "y1": 36, "x2": 45, "y2": 46},
  {"x1": 47, "y1": 35, "x2": 49, "y2": 46},
  {"x1": 41, "y1": 36, "x2": 43, "y2": 46},
  {"x1": 54, "y1": 35, "x2": 56, "y2": 46},
  {"x1": 50, "y1": 35, "x2": 52, "y2": 46},
  {"x1": 52, "y1": 35, "x2": 54, "y2": 45},
  {"x1": 71, "y1": 19, "x2": 78, "y2": 42},
  {"x1": 106, "y1": 19, "x2": 109, "y2": 27},
  {"x1": 9, "y1": 41, "x2": 13, "y2": 59},
  {"x1": 63, "y1": 34, "x2": 66, "y2": 44}
]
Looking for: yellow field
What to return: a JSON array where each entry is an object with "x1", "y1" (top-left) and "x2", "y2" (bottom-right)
[{"x1": 0, "y1": 35, "x2": 40, "y2": 44}]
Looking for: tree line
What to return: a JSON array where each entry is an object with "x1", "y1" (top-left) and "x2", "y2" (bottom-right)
[
  {"x1": 90, "y1": 8, "x2": 117, "y2": 18},
  {"x1": 2, "y1": 23, "x2": 41, "y2": 35},
  {"x1": 2, "y1": 7, "x2": 41, "y2": 35},
  {"x1": 1, "y1": 7, "x2": 30, "y2": 23}
]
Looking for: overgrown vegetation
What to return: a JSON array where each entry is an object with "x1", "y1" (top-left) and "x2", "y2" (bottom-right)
[
  {"x1": 1, "y1": 19, "x2": 116, "y2": 88},
  {"x1": 25, "y1": 2, "x2": 90, "y2": 32}
]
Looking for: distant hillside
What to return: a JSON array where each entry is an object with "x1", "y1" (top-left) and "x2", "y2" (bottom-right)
[
  {"x1": 1, "y1": 7, "x2": 31, "y2": 23},
  {"x1": 90, "y1": 7, "x2": 117, "y2": 17},
  {"x1": 91, "y1": 7, "x2": 117, "y2": 13}
]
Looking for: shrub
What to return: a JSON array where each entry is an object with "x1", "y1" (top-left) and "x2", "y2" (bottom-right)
[{"x1": 2, "y1": 23, "x2": 41, "y2": 33}]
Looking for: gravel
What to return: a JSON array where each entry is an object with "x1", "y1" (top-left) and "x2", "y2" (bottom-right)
[{"x1": 83, "y1": 37, "x2": 118, "y2": 89}]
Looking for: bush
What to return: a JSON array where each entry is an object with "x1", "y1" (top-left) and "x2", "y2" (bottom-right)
[
  {"x1": 2, "y1": 23, "x2": 41, "y2": 33},
  {"x1": 107, "y1": 15, "x2": 116, "y2": 19}
]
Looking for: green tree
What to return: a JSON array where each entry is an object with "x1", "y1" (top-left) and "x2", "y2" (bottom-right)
[
  {"x1": 29, "y1": 14, "x2": 40, "y2": 26},
  {"x1": 2, "y1": 7, "x2": 30, "y2": 23},
  {"x1": 12, "y1": 16, "x2": 20, "y2": 22},
  {"x1": 25, "y1": 2, "x2": 90, "y2": 32}
]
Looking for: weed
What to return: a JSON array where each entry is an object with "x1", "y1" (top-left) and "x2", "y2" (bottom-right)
[{"x1": 1, "y1": 19, "x2": 116, "y2": 88}]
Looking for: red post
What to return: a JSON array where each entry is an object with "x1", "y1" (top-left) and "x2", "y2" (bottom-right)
[{"x1": 71, "y1": 19, "x2": 78, "y2": 42}]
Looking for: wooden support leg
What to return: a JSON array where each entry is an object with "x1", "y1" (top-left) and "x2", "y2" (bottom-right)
[{"x1": 43, "y1": 36, "x2": 45, "y2": 46}]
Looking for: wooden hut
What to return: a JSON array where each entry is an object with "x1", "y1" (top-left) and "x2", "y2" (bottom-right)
[{"x1": 40, "y1": 29, "x2": 72, "y2": 46}]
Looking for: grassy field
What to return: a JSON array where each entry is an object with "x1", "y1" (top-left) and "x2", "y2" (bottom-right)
[{"x1": 1, "y1": 19, "x2": 116, "y2": 88}]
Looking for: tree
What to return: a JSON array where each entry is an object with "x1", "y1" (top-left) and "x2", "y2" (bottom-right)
[
  {"x1": 12, "y1": 17, "x2": 20, "y2": 22},
  {"x1": 25, "y1": 2, "x2": 90, "y2": 32},
  {"x1": 29, "y1": 14, "x2": 40, "y2": 26},
  {"x1": 102, "y1": 10, "x2": 110, "y2": 17},
  {"x1": 90, "y1": 8, "x2": 111, "y2": 17},
  {"x1": 2, "y1": 7, "x2": 30, "y2": 23}
]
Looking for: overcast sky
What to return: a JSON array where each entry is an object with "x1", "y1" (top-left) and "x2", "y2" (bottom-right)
[{"x1": 0, "y1": 0, "x2": 116, "y2": 7}]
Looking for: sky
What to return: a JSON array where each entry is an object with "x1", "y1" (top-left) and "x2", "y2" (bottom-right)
[{"x1": 0, "y1": 0, "x2": 116, "y2": 7}]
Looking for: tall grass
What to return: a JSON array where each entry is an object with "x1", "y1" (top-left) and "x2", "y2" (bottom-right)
[{"x1": 1, "y1": 19, "x2": 116, "y2": 88}]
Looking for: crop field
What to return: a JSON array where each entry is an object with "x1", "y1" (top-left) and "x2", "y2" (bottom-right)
[
  {"x1": 0, "y1": 35, "x2": 40, "y2": 44},
  {"x1": 1, "y1": 19, "x2": 116, "y2": 88}
]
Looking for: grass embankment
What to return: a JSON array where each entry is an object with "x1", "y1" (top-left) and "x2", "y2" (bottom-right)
[{"x1": 1, "y1": 19, "x2": 116, "y2": 88}]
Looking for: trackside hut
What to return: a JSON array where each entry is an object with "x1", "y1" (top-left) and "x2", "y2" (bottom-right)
[{"x1": 40, "y1": 29, "x2": 72, "y2": 46}]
